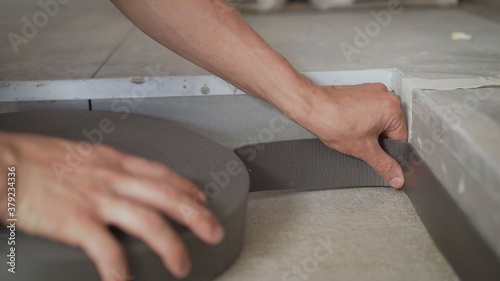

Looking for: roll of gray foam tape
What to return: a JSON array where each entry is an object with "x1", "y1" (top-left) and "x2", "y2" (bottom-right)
[
  {"x1": 0, "y1": 111, "x2": 249, "y2": 281},
  {"x1": 0, "y1": 111, "x2": 404, "y2": 281}
]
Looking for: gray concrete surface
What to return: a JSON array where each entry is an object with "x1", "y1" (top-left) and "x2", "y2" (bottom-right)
[
  {"x1": 92, "y1": 5, "x2": 500, "y2": 79},
  {"x1": 411, "y1": 88, "x2": 500, "y2": 258},
  {"x1": 0, "y1": 1, "x2": 133, "y2": 81},
  {"x1": 217, "y1": 188, "x2": 457, "y2": 281},
  {"x1": 1, "y1": 2, "x2": 500, "y2": 80},
  {"x1": 465, "y1": 0, "x2": 500, "y2": 11}
]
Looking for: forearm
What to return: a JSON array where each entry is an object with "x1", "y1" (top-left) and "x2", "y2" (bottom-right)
[{"x1": 110, "y1": 0, "x2": 314, "y2": 119}]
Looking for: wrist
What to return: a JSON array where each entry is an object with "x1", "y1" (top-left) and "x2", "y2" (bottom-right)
[{"x1": 260, "y1": 62, "x2": 319, "y2": 125}]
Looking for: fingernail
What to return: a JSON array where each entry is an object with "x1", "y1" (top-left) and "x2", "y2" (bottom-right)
[
  {"x1": 213, "y1": 225, "x2": 225, "y2": 242},
  {"x1": 389, "y1": 177, "x2": 403, "y2": 189},
  {"x1": 179, "y1": 258, "x2": 192, "y2": 278},
  {"x1": 196, "y1": 192, "x2": 207, "y2": 205}
]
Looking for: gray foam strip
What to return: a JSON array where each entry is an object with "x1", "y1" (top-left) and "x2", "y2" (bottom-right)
[{"x1": 235, "y1": 138, "x2": 406, "y2": 192}]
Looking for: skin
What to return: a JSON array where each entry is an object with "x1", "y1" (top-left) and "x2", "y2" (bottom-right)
[{"x1": 0, "y1": 0, "x2": 408, "y2": 280}]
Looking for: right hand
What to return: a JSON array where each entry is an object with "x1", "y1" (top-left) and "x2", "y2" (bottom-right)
[
  {"x1": 0, "y1": 132, "x2": 224, "y2": 280},
  {"x1": 285, "y1": 82, "x2": 408, "y2": 189}
]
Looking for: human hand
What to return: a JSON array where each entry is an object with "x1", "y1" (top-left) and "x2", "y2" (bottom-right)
[
  {"x1": 0, "y1": 132, "x2": 223, "y2": 280},
  {"x1": 291, "y1": 82, "x2": 408, "y2": 188}
]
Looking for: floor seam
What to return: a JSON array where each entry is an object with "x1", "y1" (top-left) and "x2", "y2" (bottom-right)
[{"x1": 90, "y1": 25, "x2": 136, "y2": 79}]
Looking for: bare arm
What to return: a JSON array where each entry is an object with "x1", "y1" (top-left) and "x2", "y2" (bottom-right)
[
  {"x1": 111, "y1": 0, "x2": 408, "y2": 188},
  {"x1": 110, "y1": 0, "x2": 310, "y2": 118}
]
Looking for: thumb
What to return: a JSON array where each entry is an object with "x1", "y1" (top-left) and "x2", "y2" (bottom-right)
[{"x1": 358, "y1": 140, "x2": 405, "y2": 189}]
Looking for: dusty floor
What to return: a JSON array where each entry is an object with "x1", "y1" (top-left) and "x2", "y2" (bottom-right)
[{"x1": 217, "y1": 188, "x2": 457, "y2": 281}]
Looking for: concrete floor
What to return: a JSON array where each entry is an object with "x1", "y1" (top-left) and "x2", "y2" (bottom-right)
[
  {"x1": 1, "y1": 3, "x2": 500, "y2": 80},
  {"x1": 2, "y1": 0, "x2": 500, "y2": 280},
  {"x1": 217, "y1": 188, "x2": 457, "y2": 281}
]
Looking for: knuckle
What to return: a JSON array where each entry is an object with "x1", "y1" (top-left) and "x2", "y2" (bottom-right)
[
  {"x1": 160, "y1": 184, "x2": 183, "y2": 202},
  {"x1": 177, "y1": 202, "x2": 203, "y2": 225},
  {"x1": 200, "y1": 211, "x2": 219, "y2": 230},
  {"x1": 372, "y1": 82, "x2": 388, "y2": 92},
  {"x1": 101, "y1": 243, "x2": 125, "y2": 266},
  {"x1": 122, "y1": 155, "x2": 148, "y2": 168},
  {"x1": 188, "y1": 208, "x2": 212, "y2": 225},
  {"x1": 375, "y1": 161, "x2": 394, "y2": 175},
  {"x1": 94, "y1": 143, "x2": 110, "y2": 153},
  {"x1": 150, "y1": 160, "x2": 168, "y2": 172},
  {"x1": 168, "y1": 242, "x2": 188, "y2": 263},
  {"x1": 95, "y1": 144, "x2": 123, "y2": 157},
  {"x1": 183, "y1": 181, "x2": 201, "y2": 195},
  {"x1": 149, "y1": 163, "x2": 169, "y2": 176},
  {"x1": 87, "y1": 171, "x2": 123, "y2": 195},
  {"x1": 61, "y1": 209, "x2": 97, "y2": 245},
  {"x1": 349, "y1": 143, "x2": 370, "y2": 159},
  {"x1": 385, "y1": 94, "x2": 401, "y2": 109},
  {"x1": 389, "y1": 93, "x2": 400, "y2": 104},
  {"x1": 93, "y1": 167, "x2": 119, "y2": 180},
  {"x1": 159, "y1": 165, "x2": 179, "y2": 179},
  {"x1": 140, "y1": 210, "x2": 165, "y2": 232},
  {"x1": 106, "y1": 173, "x2": 140, "y2": 191},
  {"x1": 81, "y1": 231, "x2": 124, "y2": 266},
  {"x1": 72, "y1": 207, "x2": 95, "y2": 225}
]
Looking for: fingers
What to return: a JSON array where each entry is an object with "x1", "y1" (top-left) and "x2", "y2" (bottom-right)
[
  {"x1": 90, "y1": 145, "x2": 224, "y2": 277},
  {"x1": 110, "y1": 176, "x2": 223, "y2": 245},
  {"x1": 71, "y1": 217, "x2": 129, "y2": 281},
  {"x1": 121, "y1": 154, "x2": 205, "y2": 202},
  {"x1": 95, "y1": 196, "x2": 192, "y2": 278},
  {"x1": 114, "y1": 153, "x2": 223, "y2": 244},
  {"x1": 352, "y1": 140, "x2": 405, "y2": 189},
  {"x1": 381, "y1": 94, "x2": 409, "y2": 142},
  {"x1": 383, "y1": 115, "x2": 408, "y2": 142},
  {"x1": 17, "y1": 138, "x2": 223, "y2": 281},
  {"x1": 29, "y1": 197, "x2": 131, "y2": 281}
]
